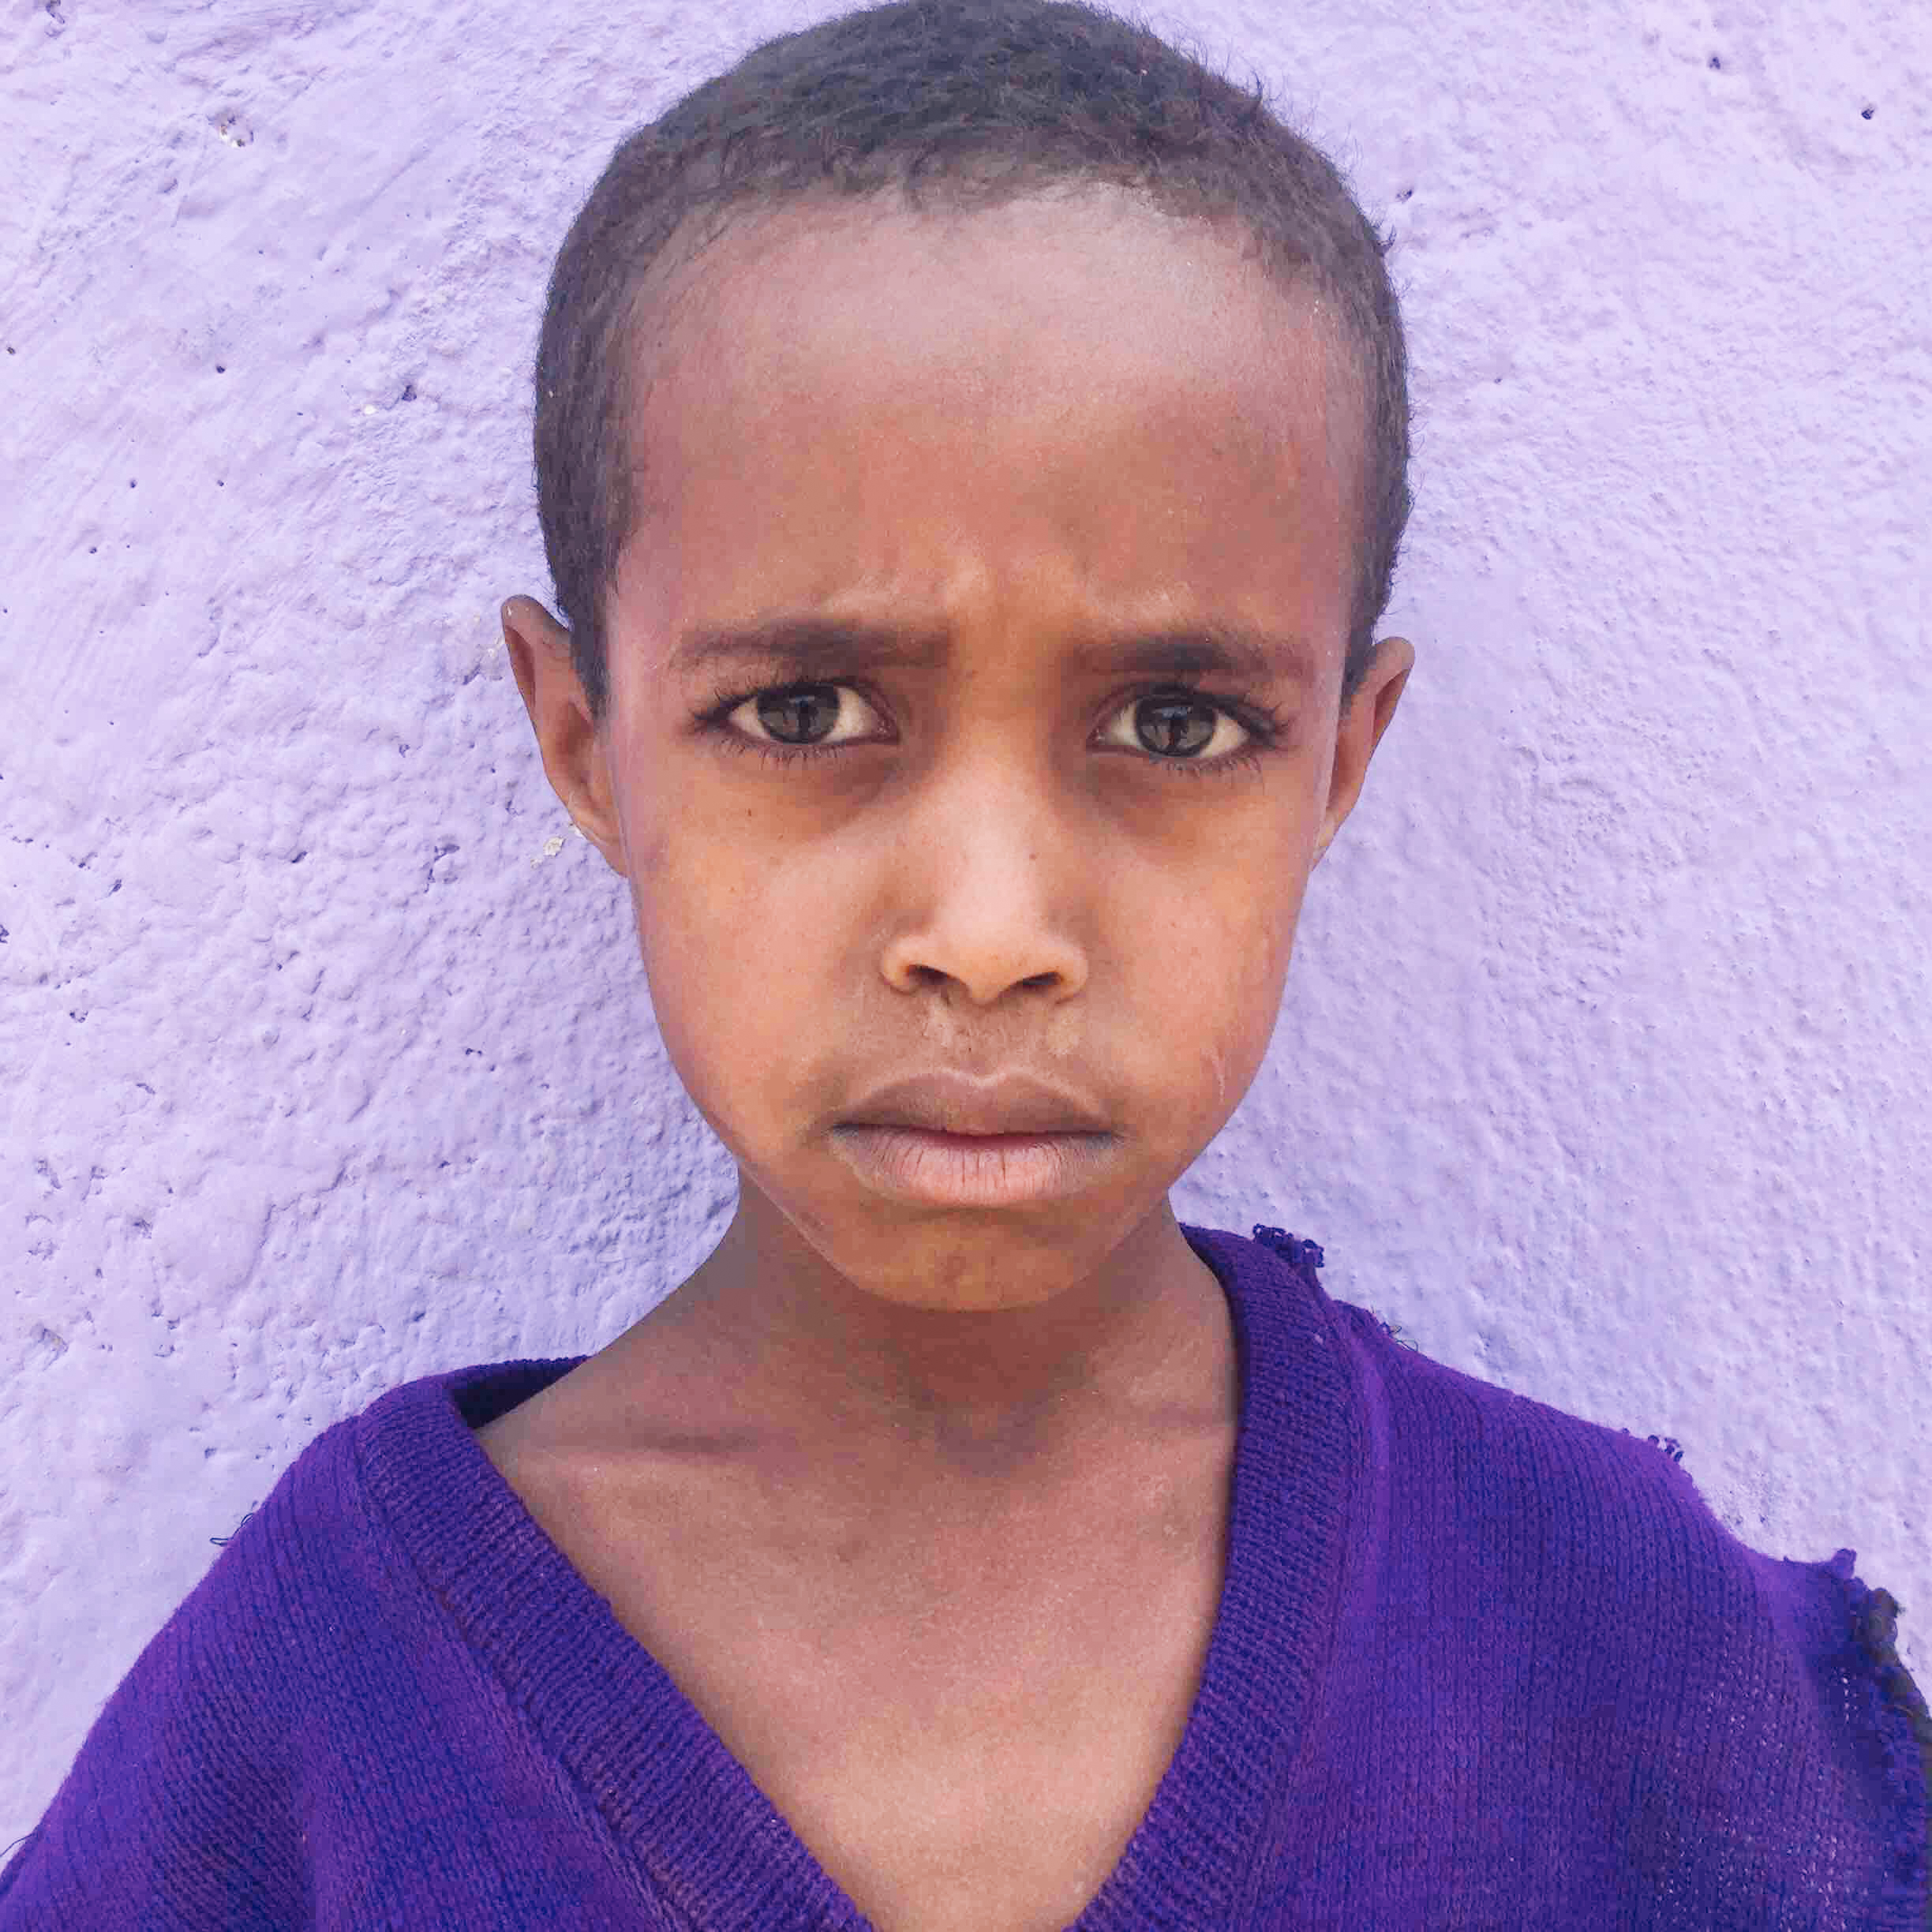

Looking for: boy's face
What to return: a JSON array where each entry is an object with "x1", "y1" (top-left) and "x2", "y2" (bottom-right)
[{"x1": 507, "y1": 185, "x2": 1410, "y2": 1320}]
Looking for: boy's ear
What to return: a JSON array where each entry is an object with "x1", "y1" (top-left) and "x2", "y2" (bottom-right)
[
  {"x1": 1311, "y1": 632, "x2": 1414, "y2": 870},
  {"x1": 500, "y1": 596, "x2": 627, "y2": 876}
]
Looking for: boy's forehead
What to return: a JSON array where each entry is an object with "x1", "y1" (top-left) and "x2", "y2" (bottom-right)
[
  {"x1": 616, "y1": 187, "x2": 1361, "y2": 672},
  {"x1": 638, "y1": 185, "x2": 1347, "y2": 432}
]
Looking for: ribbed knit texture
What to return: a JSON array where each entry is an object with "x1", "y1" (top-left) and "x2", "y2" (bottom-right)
[{"x1": 3, "y1": 1223, "x2": 1926, "y2": 1928}]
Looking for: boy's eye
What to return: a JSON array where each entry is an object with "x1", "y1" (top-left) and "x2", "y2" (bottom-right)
[
  {"x1": 713, "y1": 680, "x2": 1270, "y2": 768},
  {"x1": 732, "y1": 682, "x2": 885, "y2": 747},
  {"x1": 1098, "y1": 692, "x2": 1253, "y2": 762}
]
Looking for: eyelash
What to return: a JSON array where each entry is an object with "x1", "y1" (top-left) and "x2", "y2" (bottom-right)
[{"x1": 691, "y1": 678, "x2": 1287, "y2": 781}]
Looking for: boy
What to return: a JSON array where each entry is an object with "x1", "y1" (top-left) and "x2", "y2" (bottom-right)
[{"x1": 3, "y1": 2, "x2": 1924, "y2": 1927}]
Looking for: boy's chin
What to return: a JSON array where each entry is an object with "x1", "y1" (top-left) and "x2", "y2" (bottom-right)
[{"x1": 729, "y1": 1156, "x2": 1197, "y2": 1308}]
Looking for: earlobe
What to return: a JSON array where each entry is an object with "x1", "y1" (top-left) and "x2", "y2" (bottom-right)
[{"x1": 499, "y1": 595, "x2": 629, "y2": 877}]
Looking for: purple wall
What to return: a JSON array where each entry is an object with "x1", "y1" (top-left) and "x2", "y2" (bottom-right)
[{"x1": 4, "y1": 0, "x2": 1928, "y2": 1839}]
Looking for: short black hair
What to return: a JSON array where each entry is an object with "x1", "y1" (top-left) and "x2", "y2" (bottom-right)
[{"x1": 534, "y1": 0, "x2": 1410, "y2": 722}]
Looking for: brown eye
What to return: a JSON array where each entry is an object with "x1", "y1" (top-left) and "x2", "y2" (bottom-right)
[
  {"x1": 709, "y1": 680, "x2": 889, "y2": 762},
  {"x1": 1095, "y1": 688, "x2": 1261, "y2": 769},
  {"x1": 1134, "y1": 695, "x2": 1218, "y2": 757},
  {"x1": 754, "y1": 685, "x2": 841, "y2": 743}
]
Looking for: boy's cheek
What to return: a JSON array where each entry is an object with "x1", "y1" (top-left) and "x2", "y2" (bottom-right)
[
  {"x1": 624, "y1": 789, "x2": 1297, "y2": 1141},
  {"x1": 628, "y1": 846, "x2": 811, "y2": 1033}
]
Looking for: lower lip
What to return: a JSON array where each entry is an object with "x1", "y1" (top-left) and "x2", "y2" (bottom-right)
[{"x1": 830, "y1": 1125, "x2": 1115, "y2": 1208}]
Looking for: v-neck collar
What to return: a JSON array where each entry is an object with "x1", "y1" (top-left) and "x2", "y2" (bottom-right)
[{"x1": 358, "y1": 1224, "x2": 1359, "y2": 1930}]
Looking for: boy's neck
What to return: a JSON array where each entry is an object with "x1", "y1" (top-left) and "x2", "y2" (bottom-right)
[{"x1": 588, "y1": 1196, "x2": 1238, "y2": 1482}]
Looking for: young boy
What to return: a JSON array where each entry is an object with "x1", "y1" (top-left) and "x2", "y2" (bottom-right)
[{"x1": 4, "y1": 2, "x2": 1925, "y2": 1926}]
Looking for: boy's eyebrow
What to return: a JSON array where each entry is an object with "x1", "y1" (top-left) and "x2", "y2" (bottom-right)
[
  {"x1": 1084, "y1": 627, "x2": 1316, "y2": 684},
  {"x1": 668, "y1": 617, "x2": 1316, "y2": 684},
  {"x1": 672, "y1": 619, "x2": 950, "y2": 679}
]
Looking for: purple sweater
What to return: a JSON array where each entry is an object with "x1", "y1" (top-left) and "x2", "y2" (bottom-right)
[{"x1": 4, "y1": 1224, "x2": 1926, "y2": 1928}]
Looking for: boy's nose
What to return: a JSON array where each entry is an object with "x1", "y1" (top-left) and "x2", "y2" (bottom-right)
[{"x1": 875, "y1": 774, "x2": 1090, "y2": 1008}]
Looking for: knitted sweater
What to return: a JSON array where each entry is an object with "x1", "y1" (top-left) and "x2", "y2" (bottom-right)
[{"x1": 3, "y1": 1223, "x2": 1925, "y2": 1929}]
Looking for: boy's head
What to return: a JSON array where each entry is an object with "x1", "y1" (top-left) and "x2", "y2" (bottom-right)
[
  {"x1": 530, "y1": 0, "x2": 1410, "y2": 727},
  {"x1": 504, "y1": 0, "x2": 1414, "y2": 1318}
]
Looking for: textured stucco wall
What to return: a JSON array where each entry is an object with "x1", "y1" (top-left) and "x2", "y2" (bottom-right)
[{"x1": 3, "y1": 0, "x2": 1928, "y2": 1843}]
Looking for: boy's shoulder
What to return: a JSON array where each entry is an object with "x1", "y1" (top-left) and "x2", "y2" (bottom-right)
[
  {"x1": 1218, "y1": 1226, "x2": 1929, "y2": 1918},
  {"x1": 1325, "y1": 1286, "x2": 1761, "y2": 1574},
  {"x1": 212, "y1": 1354, "x2": 579, "y2": 1631},
  {"x1": 1320, "y1": 1277, "x2": 1924, "y2": 1732},
  {"x1": 106, "y1": 1365, "x2": 485, "y2": 1679},
  {"x1": 47, "y1": 1355, "x2": 572, "y2": 1758},
  {"x1": 1323, "y1": 1279, "x2": 1714, "y2": 1511},
  {"x1": 1223, "y1": 1222, "x2": 1724, "y2": 1555},
  {"x1": 1228, "y1": 1236, "x2": 1715, "y2": 1537},
  {"x1": 0, "y1": 1359, "x2": 582, "y2": 1919}
]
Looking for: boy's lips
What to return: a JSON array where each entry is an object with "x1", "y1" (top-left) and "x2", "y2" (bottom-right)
[
  {"x1": 837, "y1": 1069, "x2": 1110, "y2": 1137},
  {"x1": 833, "y1": 1071, "x2": 1117, "y2": 1207}
]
